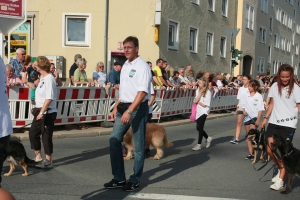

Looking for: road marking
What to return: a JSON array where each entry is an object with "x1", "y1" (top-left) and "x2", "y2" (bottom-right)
[{"x1": 129, "y1": 193, "x2": 240, "y2": 200}]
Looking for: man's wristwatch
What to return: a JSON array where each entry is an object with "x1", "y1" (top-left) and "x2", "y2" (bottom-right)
[
  {"x1": 126, "y1": 109, "x2": 133, "y2": 115},
  {"x1": 39, "y1": 112, "x2": 44, "y2": 116}
]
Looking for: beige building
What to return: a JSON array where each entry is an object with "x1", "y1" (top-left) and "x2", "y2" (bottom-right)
[
  {"x1": 15, "y1": 0, "x2": 236, "y2": 79},
  {"x1": 235, "y1": 0, "x2": 300, "y2": 78}
]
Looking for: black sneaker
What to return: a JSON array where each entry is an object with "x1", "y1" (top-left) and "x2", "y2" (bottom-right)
[
  {"x1": 245, "y1": 154, "x2": 254, "y2": 160},
  {"x1": 122, "y1": 182, "x2": 139, "y2": 192},
  {"x1": 104, "y1": 179, "x2": 126, "y2": 189},
  {"x1": 145, "y1": 149, "x2": 150, "y2": 158}
]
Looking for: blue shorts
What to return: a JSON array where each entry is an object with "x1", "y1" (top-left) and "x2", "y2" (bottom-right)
[
  {"x1": 244, "y1": 117, "x2": 257, "y2": 125},
  {"x1": 266, "y1": 123, "x2": 295, "y2": 141}
]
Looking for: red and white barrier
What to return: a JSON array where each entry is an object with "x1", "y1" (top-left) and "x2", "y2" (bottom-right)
[{"x1": 7, "y1": 86, "x2": 270, "y2": 128}]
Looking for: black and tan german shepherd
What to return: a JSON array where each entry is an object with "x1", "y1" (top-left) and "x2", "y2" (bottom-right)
[
  {"x1": 247, "y1": 129, "x2": 269, "y2": 164},
  {"x1": 273, "y1": 134, "x2": 300, "y2": 194},
  {"x1": 4, "y1": 137, "x2": 40, "y2": 177}
]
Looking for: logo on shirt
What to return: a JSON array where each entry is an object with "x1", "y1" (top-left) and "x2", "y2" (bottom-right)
[{"x1": 129, "y1": 69, "x2": 136, "y2": 78}]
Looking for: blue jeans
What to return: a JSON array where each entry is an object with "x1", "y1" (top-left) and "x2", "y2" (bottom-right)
[{"x1": 109, "y1": 101, "x2": 148, "y2": 184}]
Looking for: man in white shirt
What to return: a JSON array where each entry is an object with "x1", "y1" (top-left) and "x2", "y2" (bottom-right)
[
  {"x1": 0, "y1": 56, "x2": 13, "y2": 187},
  {"x1": 104, "y1": 36, "x2": 152, "y2": 192}
]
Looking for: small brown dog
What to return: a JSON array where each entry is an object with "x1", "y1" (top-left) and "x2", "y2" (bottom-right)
[{"x1": 123, "y1": 123, "x2": 173, "y2": 160}]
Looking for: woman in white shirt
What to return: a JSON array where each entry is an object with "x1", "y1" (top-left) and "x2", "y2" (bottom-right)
[
  {"x1": 93, "y1": 61, "x2": 107, "y2": 87},
  {"x1": 192, "y1": 77, "x2": 213, "y2": 151},
  {"x1": 29, "y1": 56, "x2": 57, "y2": 168},
  {"x1": 261, "y1": 64, "x2": 300, "y2": 191},
  {"x1": 241, "y1": 80, "x2": 264, "y2": 160},
  {"x1": 230, "y1": 75, "x2": 251, "y2": 144}
]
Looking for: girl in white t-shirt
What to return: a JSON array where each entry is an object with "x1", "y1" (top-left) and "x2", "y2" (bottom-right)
[
  {"x1": 192, "y1": 78, "x2": 213, "y2": 151},
  {"x1": 230, "y1": 75, "x2": 251, "y2": 144},
  {"x1": 261, "y1": 64, "x2": 300, "y2": 191},
  {"x1": 240, "y1": 80, "x2": 264, "y2": 160}
]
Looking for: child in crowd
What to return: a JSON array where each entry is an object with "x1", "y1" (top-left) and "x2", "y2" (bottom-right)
[
  {"x1": 192, "y1": 77, "x2": 213, "y2": 151},
  {"x1": 240, "y1": 80, "x2": 264, "y2": 160}
]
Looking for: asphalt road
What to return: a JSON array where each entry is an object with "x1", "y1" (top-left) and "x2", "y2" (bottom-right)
[{"x1": 2, "y1": 115, "x2": 300, "y2": 200}]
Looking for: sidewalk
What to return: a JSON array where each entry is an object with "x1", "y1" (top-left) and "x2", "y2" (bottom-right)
[{"x1": 12, "y1": 112, "x2": 235, "y2": 141}]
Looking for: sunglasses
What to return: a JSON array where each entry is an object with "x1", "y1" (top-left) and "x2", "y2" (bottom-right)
[{"x1": 99, "y1": 66, "x2": 104, "y2": 68}]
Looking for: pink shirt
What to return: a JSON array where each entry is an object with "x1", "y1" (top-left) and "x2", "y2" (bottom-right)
[{"x1": 6, "y1": 74, "x2": 23, "y2": 85}]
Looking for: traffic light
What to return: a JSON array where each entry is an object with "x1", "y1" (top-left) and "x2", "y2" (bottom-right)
[{"x1": 231, "y1": 47, "x2": 243, "y2": 68}]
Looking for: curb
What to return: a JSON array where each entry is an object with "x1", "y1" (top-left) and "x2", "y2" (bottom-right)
[{"x1": 13, "y1": 113, "x2": 234, "y2": 141}]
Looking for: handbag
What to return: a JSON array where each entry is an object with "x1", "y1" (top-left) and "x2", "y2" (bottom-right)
[
  {"x1": 117, "y1": 103, "x2": 131, "y2": 115},
  {"x1": 190, "y1": 103, "x2": 197, "y2": 121},
  {"x1": 31, "y1": 107, "x2": 41, "y2": 117}
]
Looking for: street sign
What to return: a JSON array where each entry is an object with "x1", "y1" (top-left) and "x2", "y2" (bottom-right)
[
  {"x1": 0, "y1": 0, "x2": 23, "y2": 19},
  {"x1": 225, "y1": 28, "x2": 240, "y2": 39}
]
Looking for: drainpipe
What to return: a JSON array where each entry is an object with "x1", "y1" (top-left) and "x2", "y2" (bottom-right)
[{"x1": 104, "y1": 0, "x2": 109, "y2": 72}]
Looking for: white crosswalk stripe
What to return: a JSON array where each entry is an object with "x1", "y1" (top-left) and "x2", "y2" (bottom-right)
[{"x1": 128, "y1": 193, "x2": 241, "y2": 200}]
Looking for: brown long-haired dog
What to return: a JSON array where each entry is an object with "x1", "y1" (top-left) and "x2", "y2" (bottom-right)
[{"x1": 123, "y1": 123, "x2": 173, "y2": 160}]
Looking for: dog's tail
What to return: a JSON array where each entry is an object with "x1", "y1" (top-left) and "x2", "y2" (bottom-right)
[
  {"x1": 25, "y1": 156, "x2": 40, "y2": 167},
  {"x1": 163, "y1": 137, "x2": 174, "y2": 147}
]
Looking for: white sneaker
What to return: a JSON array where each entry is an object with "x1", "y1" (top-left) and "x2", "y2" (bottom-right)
[
  {"x1": 206, "y1": 137, "x2": 213, "y2": 148},
  {"x1": 192, "y1": 144, "x2": 201, "y2": 151},
  {"x1": 272, "y1": 171, "x2": 280, "y2": 183},
  {"x1": 270, "y1": 178, "x2": 284, "y2": 190}
]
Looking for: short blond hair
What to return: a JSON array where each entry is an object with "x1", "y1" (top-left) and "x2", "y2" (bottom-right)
[{"x1": 96, "y1": 61, "x2": 104, "y2": 72}]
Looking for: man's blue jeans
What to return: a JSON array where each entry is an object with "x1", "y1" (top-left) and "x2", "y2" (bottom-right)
[{"x1": 109, "y1": 101, "x2": 148, "y2": 184}]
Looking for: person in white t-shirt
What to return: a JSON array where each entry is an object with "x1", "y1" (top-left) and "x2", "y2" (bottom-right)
[
  {"x1": 230, "y1": 75, "x2": 251, "y2": 144},
  {"x1": 192, "y1": 77, "x2": 213, "y2": 151},
  {"x1": 93, "y1": 61, "x2": 108, "y2": 87},
  {"x1": 0, "y1": 56, "x2": 13, "y2": 187},
  {"x1": 240, "y1": 80, "x2": 264, "y2": 160},
  {"x1": 104, "y1": 36, "x2": 152, "y2": 192},
  {"x1": 261, "y1": 64, "x2": 300, "y2": 191},
  {"x1": 29, "y1": 56, "x2": 57, "y2": 169}
]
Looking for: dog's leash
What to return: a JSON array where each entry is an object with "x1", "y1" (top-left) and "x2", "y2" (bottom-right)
[
  {"x1": 12, "y1": 122, "x2": 33, "y2": 133},
  {"x1": 253, "y1": 128, "x2": 269, "y2": 171}
]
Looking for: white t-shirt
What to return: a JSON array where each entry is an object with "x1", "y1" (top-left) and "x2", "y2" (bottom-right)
[
  {"x1": 119, "y1": 56, "x2": 152, "y2": 103},
  {"x1": 216, "y1": 80, "x2": 223, "y2": 87},
  {"x1": 237, "y1": 86, "x2": 249, "y2": 109},
  {"x1": 268, "y1": 82, "x2": 300, "y2": 128},
  {"x1": 196, "y1": 89, "x2": 212, "y2": 119},
  {"x1": 241, "y1": 92, "x2": 264, "y2": 122},
  {"x1": 0, "y1": 56, "x2": 13, "y2": 138},
  {"x1": 149, "y1": 83, "x2": 155, "y2": 114},
  {"x1": 93, "y1": 71, "x2": 107, "y2": 85},
  {"x1": 35, "y1": 74, "x2": 57, "y2": 113}
]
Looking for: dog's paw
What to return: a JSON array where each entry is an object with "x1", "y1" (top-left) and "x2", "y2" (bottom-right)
[
  {"x1": 153, "y1": 155, "x2": 161, "y2": 160},
  {"x1": 22, "y1": 173, "x2": 28, "y2": 177},
  {"x1": 252, "y1": 161, "x2": 256, "y2": 164},
  {"x1": 123, "y1": 156, "x2": 131, "y2": 160},
  {"x1": 4, "y1": 173, "x2": 11, "y2": 176}
]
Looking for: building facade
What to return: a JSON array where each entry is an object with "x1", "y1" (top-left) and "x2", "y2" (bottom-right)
[
  {"x1": 13, "y1": 0, "x2": 236, "y2": 79},
  {"x1": 235, "y1": 0, "x2": 300, "y2": 78}
]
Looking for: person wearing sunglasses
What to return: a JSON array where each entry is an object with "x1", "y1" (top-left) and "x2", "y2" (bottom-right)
[{"x1": 93, "y1": 62, "x2": 108, "y2": 87}]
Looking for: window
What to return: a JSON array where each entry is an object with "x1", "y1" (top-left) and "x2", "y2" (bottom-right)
[
  {"x1": 259, "y1": 27, "x2": 267, "y2": 43},
  {"x1": 293, "y1": 31, "x2": 295, "y2": 45},
  {"x1": 168, "y1": 20, "x2": 179, "y2": 50},
  {"x1": 191, "y1": 0, "x2": 200, "y2": 5},
  {"x1": 206, "y1": 32, "x2": 214, "y2": 56},
  {"x1": 63, "y1": 14, "x2": 91, "y2": 47},
  {"x1": 245, "y1": 4, "x2": 254, "y2": 30},
  {"x1": 276, "y1": 6, "x2": 282, "y2": 21},
  {"x1": 296, "y1": 44, "x2": 299, "y2": 56},
  {"x1": 269, "y1": 17, "x2": 273, "y2": 35},
  {"x1": 189, "y1": 27, "x2": 198, "y2": 53},
  {"x1": 220, "y1": 37, "x2": 226, "y2": 58},
  {"x1": 287, "y1": 40, "x2": 291, "y2": 53},
  {"x1": 289, "y1": 0, "x2": 293, "y2": 6},
  {"x1": 273, "y1": 60, "x2": 278, "y2": 74},
  {"x1": 271, "y1": 0, "x2": 274, "y2": 7},
  {"x1": 281, "y1": 37, "x2": 286, "y2": 51},
  {"x1": 274, "y1": 34, "x2": 280, "y2": 48},
  {"x1": 222, "y1": 0, "x2": 228, "y2": 17},
  {"x1": 268, "y1": 45, "x2": 271, "y2": 63},
  {"x1": 257, "y1": 57, "x2": 265, "y2": 73},
  {"x1": 261, "y1": 0, "x2": 268, "y2": 14},
  {"x1": 208, "y1": 0, "x2": 215, "y2": 12}
]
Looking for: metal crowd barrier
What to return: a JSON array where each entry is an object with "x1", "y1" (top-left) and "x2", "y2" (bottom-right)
[{"x1": 7, "y1": 86, "x2": 269, "y2": 128}]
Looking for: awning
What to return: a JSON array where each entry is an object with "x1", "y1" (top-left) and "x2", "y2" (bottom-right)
[{"x1": 111, "y1": 50, "x2": 124, "y2": 56}]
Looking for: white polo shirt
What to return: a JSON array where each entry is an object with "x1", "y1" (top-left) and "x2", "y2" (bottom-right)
[
  {"x1": 237, "y1": 86, "x2": 249, "y2": 109},
  {"x1": 268, "y1": 82, "x2": 300, "y2": 128},
  {"x1": 196, "y1": 89, "x2": 212, "y2": 119},
  {"x1": 0, "y1": 56, "x2": 13, "y2": 138},
  {"x1": 119, "y1": 56, "x2": 152, "y2": 103},
  {"x1": 35, "y1": 73, "x2": 57, "y2": 113},
  {"x1": 241, "y1": 92, "x2": 264, "y2": 122}
]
